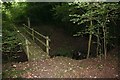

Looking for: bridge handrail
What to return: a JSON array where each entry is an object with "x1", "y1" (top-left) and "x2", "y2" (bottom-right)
[
  {"x1": 23, "y1": 24, "x2": 50, "y2": 41},
  {"x1": 13, "y1": 25, "x2": 31, "y2": 59},
  {"x1": 22, "y1": 24, "x2": 50, "y2": 54}
]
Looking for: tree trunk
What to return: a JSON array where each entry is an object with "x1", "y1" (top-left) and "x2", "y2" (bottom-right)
[
  {"x1": 96, "y1": 27, "x2": 100, "y2": 57},
  {"x1": 87, "y1": 20, "x2": 93, "y2": 59},
  {"x1": 103, "y1": 25, "x2": 107, "y2": 59},
  {"x1": 87, "y1": 34, "x2": 92, "y2": 59}
]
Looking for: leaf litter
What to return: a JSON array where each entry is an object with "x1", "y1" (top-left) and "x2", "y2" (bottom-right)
[{"x1": 2, "y1": 52, "x2": 119, "y2": 78}]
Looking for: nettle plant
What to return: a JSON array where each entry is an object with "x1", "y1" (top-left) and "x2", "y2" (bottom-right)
[
  {"x1": 69, "y1": 2, "x2": 119, "y2": 59},
  {"x1": 2, "y1": 23, "x2": 20, "y2": 61},
  {"x1": 2, "y1": 23, "x2": 21, "y2": 52}
]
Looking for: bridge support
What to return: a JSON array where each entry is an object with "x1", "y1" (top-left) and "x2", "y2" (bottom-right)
[
  {"x1": 46, "y1": 36, "x2": 49, "y2": 55},
  {"x1": 25, "y1": 39, "x2": 30, "y2": 60}
]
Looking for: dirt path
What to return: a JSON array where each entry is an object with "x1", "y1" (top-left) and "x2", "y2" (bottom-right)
[{"x1": 2, "y1": 48, "x2": 119, "y2": 78}]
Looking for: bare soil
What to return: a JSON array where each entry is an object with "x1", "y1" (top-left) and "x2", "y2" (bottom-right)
[{"x1": 2, "y1": 47, "x2": 119, "y2": 78}]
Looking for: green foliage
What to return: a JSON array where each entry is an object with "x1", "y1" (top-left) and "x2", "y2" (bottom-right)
[
  {"x1": 2, "y1": 22, "x2": 22, "y2": 62},
  {"x1": 68, "y1": 2, "x2": 120, "y2": 57},
  {"x1": 68, "y1": 2, "x2": 120, "y2": 39},
  {"x1": 2, "y1": 2, "x2": 120, "y2": 59},
  {"x1": 53, "y1": 3, "x2": 84, "y2": 35},
  {"x1": 2, "y1": 22, "x2": 20, "y2": 51},
  {"x1": 25, "y1": 2, "x2": 57, "y2": 24},
  {"x1": 52, "y1": 3, "x2": 71, "y2": 22},
  {"x1": 2, "y1": 67, "x2": 26, "y2": 78},
  {"x1": 2, "y1": 2, "x2": 27, "y2": 23}
]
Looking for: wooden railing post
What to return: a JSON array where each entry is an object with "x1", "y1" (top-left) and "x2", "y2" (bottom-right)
[
  {"x1": 28, "y1": 17, "x2": 30, "y2": 27},
  {"x1": 23, "y1": 24, "x2": 51, "y2": 55},
  {"x1": 25, "y1": 39, "x2": 29, "y2": 60},
  {"x1": 46, "y1": 36, "x2": 49, "y2": 54},
  {"x1": 32, "y1": 28, "x2": 34, "y2": 42}
]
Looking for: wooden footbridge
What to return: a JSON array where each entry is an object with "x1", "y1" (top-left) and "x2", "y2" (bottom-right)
[{"x1": 13, "y1": 23, "x2": 50, "y2": 61}]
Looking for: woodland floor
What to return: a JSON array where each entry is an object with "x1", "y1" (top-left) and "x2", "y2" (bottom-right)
[
  {"x1": 2, "y1": 48, "x2": 119, "y2": 78},
  {"x1": 2, "y1": 24, "x2": 120, "y2": 79}
]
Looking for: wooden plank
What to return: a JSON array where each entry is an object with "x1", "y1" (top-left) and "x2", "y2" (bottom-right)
[
  {"x1": 23, "y1": 27, "x2": 33, "y2": 37},
  {"x1": 23, "y1": 27, "x2": 49, "y2": 48},
  {"x1": 34, "y1": 36, "x2": 50, "y2": 49},
  {"x1": 14, "y1": 26, "x2": 27, "y2": 40},
  {"x1": 23, "y1": 24, "x2": 50, "y2": 41},
  {"x1": 23, "y1": 24, "x2": 51, "y2": 53},
  {"x1": 23, "y1": 24, "x2": 33, "y2": 31},
  {"x1": 23, "y1": 26, "x2": 50, "y2": 49},
  {"x1": 33, "y1": 29, "x2": 50, "y2": 41}
]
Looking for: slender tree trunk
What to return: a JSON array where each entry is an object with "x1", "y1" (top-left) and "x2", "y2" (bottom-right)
[
  {"x1": 87, "y1": 20, "x2": 93, "y2": 59},
  {"x1": 96, "y1": 27, "x2": 100, "y2": 57},
  {"x1": 87, "y1": 34, "x2": 92, "y2": 59},
  {"x1": 103, "y1": 25, "x2": 107, "y2": 59}
]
